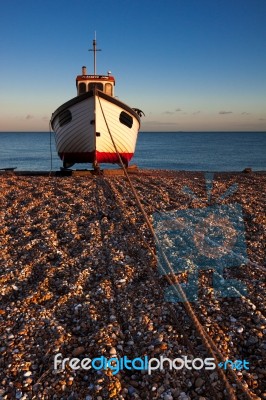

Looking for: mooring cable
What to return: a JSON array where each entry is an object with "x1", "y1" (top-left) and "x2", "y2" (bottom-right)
[
  {"x1": 49, "y1": 121, "x2": 53, "y2": 176},
  {"x1": 97, "y1": 93, "x2": 258, "y2": 400}
]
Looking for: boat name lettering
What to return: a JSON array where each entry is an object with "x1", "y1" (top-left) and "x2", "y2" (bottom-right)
[{"x1": 82, "y1": 75, "x2": 108, "y2": 79}]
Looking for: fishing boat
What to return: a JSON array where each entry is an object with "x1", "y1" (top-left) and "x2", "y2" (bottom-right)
[{"x1": 50, "y1": 37, "x2": 144, "y2": 169}]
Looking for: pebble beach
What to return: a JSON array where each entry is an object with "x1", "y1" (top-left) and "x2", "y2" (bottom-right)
[{"x1": 0, "y1": 170, "x2": 265, "y2": 400}]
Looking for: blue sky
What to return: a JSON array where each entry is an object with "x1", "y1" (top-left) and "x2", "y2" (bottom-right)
[{"x1": 0, "y1": 0, "x2": 266, "y2": 131}]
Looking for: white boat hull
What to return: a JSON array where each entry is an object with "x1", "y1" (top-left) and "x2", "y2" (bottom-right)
[{"x1": 51, "y1": 90, "x2": 140, "y2": 167}]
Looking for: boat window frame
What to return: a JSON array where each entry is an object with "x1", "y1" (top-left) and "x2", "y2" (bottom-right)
[
  {"x1": 105, "y1": 83, "x2": 113, "y2": 96},
  {"x1": 119, "y1": 111, "x2": 133, "y2": 129},
  {"x1": 88, "y1": 82, "x2": 104, "y2": 91},
  {"x1": 78, "y1": 82, "x2": 86, "y2": 95}
]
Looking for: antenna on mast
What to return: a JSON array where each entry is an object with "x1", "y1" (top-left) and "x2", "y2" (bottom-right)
[{"x1": 89, "y1": 32, "x2": 101, "y2": 75}]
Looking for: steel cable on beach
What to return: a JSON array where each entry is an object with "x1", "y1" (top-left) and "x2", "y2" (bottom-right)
[
  {"x1": 97, "y1": 93, "x2": 259, "y2": 400},
  {"x1": 49, "y1": 121, "x2": 54, "y2": 175}
]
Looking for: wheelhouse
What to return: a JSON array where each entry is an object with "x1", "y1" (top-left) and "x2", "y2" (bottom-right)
[{"x1": 76, "y1": 66, "x2": 115, "y2": 97}]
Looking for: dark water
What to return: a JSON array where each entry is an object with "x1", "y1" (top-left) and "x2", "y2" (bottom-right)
[{"x1": 0, "y1": 131, "x2": 265, "y2": 171}]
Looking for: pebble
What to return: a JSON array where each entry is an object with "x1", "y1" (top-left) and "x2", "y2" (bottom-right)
[
  {"x1": 23, "y1": 371, "x2": 32, "y2": 377},
  {"x1": 163, "y1": 394, "x2": 173, "y2": 400},
  {"x1": 15, "y1": 390, "x2": 23, "y2": 399},
  {"x1": 72, "y1": 346, "x2": 85, "y2": 356},
  {"x1": 109, "y1": 347, "x2": 117, "y2": 355},
  {"x1": 7, "y1": 334, "x2": 14, "y2": 340},
  {"x1": 128, "y1": 386, "x2": 136, "y2": 395},
  {"x1": 179, "y1": 393, "x2": 190, "y2": 400},
  {"x1": 247, "y1": 336, "x2": 259, "y2": 345},
  {"x1": 209, "y1": 371, "x2": 218, "y2": 382},
  {"x1": 195, "y1": 377, "x2": 205, "y2": 388}
]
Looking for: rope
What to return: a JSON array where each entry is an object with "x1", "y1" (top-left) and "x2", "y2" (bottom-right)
[
  {"x1": 97, "y1": 93, "x2": 258, "y2": 400},
  {"x1": 49, "y1": 121, "x2": 53, "y2": 176}
]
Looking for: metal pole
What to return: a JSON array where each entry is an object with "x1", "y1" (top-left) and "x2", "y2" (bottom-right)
[
  {"x1": 89, "y1": 32, "x2": 101, "y2": 76},
  {"x1": 93, "y1": 39, "x2": 96, "y2": 75}
]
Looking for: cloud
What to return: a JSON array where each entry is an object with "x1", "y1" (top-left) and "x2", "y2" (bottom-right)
[
  {"x1": 219, "y1": 111, "x2": 232, "y2": 115},
  {"x1": 144, "y1": 120, "x2": 179, "y2": 125},
  {"x1": 193, "y1": 111, "x2": 201, "y2": 115},
  {"x1": 162, "y1": 108, "x2": 183, "y2": 114},
  {"x1": 241, "y1": 112, "x2": 250, "y2": 115},
  {"x1": 26, "y1": 114, "x2": 34, "y2": 120},
  {"x1": 258, "y1": 118, "x2": 266, "y2": 121}
]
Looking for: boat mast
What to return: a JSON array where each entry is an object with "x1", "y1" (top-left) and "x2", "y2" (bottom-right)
[{"x1": 89, "y1": 32, "x2": 101, "y2": 75}]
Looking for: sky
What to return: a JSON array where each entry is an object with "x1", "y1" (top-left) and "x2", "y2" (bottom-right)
[{"x1": 0, "y1": 0, "x2": 266, "y2": 132}]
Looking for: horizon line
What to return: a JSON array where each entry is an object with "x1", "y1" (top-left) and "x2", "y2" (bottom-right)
[{"x1": 0, "y1": 130, "x2": 266, "y2": 134}]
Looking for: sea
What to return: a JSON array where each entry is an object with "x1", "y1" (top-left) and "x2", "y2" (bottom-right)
[{"x1": 0, "y1": 131, "x2": 265, "y2": 172}]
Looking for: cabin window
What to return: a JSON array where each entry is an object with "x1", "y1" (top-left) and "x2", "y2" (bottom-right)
[
  {"x1": 59, "y1": 110, "x2": 72, "y2": 127},
  {"x1": 88, "y1": 83, "x2": 103, "y2": 91},
  {"x1": 79, "y1": 82, "x2": 86, "y2": 95},
  {"x1": 119, "y1": 111, "x2": 133, "y2": 128},
  {"x1": 105, "y1": 83, "x2": 113, "y2": 96}
]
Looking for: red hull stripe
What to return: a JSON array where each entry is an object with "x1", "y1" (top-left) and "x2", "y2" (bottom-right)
[
  {"x1": 96, "y1": 151, "x2": 133, "y2": 165},
  {"x1": 59, "y1": 151, "x2": 133, "y2": 165}
]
